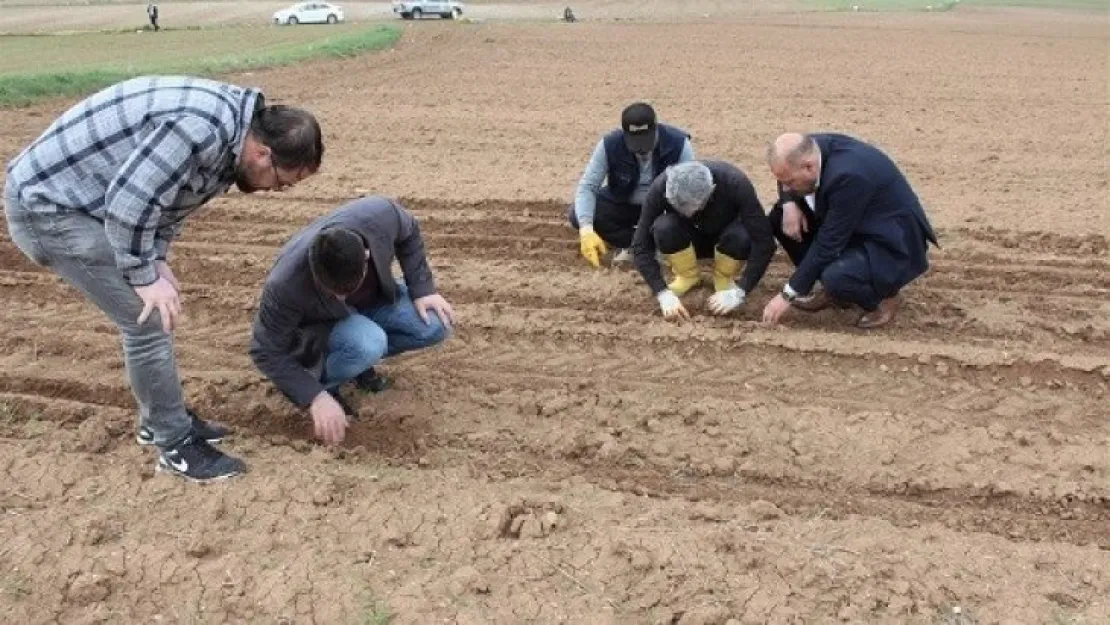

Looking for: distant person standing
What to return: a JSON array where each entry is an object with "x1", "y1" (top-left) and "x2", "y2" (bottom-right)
[{"x1": 147, "y1": 2, "x2": 160, "y2": 31}]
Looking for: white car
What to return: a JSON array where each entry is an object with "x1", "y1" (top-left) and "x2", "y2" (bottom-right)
[
  {"x1": 273, "y1": 2, "x2": 345, "y2": 25},
  {"x1": 392, "y1": 0, "x2": 465, "y2": 20}
]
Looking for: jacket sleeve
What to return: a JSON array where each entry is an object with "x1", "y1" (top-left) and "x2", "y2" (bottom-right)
[
  {"x1": 573, "y1": 141, "x2": 608, "y2": 227},
  {"x1": 103, "y1": 116, "x2": 221, "y2": 285},
  {"x1": 632, "y1": 181, "x2": 668, "y2": 295},
  {"x1": 678, "y1": 138, "x2": 695, "y2": 163},
  {"x1": 153, "y1": 221, "x2": 184, "y2": 261},
  {"x1": 249, "y1": 284, "x2": 324, "y2": 409},
  {"x1": 730, "y1": 178, "x2": 776, "y2": 294},
  {"x1": 788, "y1": 173, "x2": 876, "y2": 295},
  {"x1": 390, "y1": 200, "x2": 437, "y2": 300},
  {"x1": 776, "y1": 181, "x2": 806, "y2": 207}
]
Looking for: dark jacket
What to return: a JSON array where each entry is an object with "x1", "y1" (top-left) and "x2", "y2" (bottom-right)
[
  {"x1": 633, "y1": 160, "x2": 776, "y2": 295},
  {"x1": 249, "y1": 196, "x2": 436, "y2": 408},
  {"x1": 599, "y1": 123, "x2": 689, "y2": 204},
  {"x1": 782, "y1": 133, "x2": 938, "y2": 298}
]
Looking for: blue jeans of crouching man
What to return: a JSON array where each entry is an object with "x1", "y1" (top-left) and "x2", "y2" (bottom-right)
[{"x1": 322, "y1": 283, "x2": 448, "y2": 388}]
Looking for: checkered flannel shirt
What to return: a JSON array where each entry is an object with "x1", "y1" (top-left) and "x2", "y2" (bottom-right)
[{"x1": 5, "y1": 76, "x2": 263, "y2": 286}]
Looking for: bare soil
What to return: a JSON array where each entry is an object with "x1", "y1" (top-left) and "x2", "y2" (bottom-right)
[{"x1": 0, "y1": 5, "x2": 1107, "y2": 624}]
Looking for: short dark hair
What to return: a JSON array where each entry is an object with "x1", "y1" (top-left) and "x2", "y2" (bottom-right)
[
  {"x1": 251, "y1": 104, "x2": 324, "y2": 172},
  {"x1": 309, "y1": 228, "x2": 366, "y2": 295}
]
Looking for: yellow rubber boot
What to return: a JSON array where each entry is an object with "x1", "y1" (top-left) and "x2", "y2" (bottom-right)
[
  {"x1": 664, "y1": 245, "x2": 702, "y2": 295},
  {"x1": 713, "y1": 250, "x2": 743, "y2": 292}
]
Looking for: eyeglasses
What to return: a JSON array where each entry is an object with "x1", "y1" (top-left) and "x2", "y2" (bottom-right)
[{"x1": 270, "y1": 162, "x2": 298, "y2": 192}]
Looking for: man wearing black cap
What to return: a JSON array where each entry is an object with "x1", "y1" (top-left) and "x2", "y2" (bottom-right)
[{"x1": 568, "y1": 103, "x2": 694, "y2": 268}]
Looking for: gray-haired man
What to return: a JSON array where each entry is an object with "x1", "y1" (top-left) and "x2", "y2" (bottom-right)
[
  {"x1": 3, "y1": 75, "x2": 322, "y2": 482},
  {"x1": 632, "y1": 161, "x2": 776, "y2": 321}
]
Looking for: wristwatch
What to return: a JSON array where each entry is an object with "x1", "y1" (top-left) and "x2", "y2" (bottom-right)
[{"x1": 781, "y1": 284, "x2": 798, "y2": 302}]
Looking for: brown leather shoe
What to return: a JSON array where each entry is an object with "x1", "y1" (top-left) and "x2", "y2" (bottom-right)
[
  {"x1": 856, "y1": 297, "x2": 900, "y2": 329},
  {"x1": 792, "y1": 290, "x2": 849, "y2": 312}
]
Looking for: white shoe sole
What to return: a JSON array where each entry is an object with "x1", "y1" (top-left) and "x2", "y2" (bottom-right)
[
  {"x1": 138, "y1": 435, "x2": 224, "y2": 446},
  {"x1": 155, "y1": 460, "x2": 244, "y2": 484}
]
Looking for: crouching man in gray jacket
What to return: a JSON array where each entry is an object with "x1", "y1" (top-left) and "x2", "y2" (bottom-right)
[{"x1": 250, "y1": 196, "x2": 455, "y2": 444}]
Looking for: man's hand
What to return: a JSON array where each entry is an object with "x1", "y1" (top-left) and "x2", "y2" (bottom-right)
[
  {"x1": 155, "y1": 260, "x2": 181, "y2": 294},
  {"x1": 762, "y1": 293, "x2": 793, "y2": 326},
  {"x1": 414, "y1": 293, "x2": 455, "y2": 329},
  {"x1": 135, "y1": 276, "x2": 181, "y2": 333},
  {"x1": 782, "y1": 201, "x2": 809, "y2": 242},
  {"x1": 310, "y1": 391, "x2": 348, "y2": 445},
  {"x1": 707, "y1": 287, "x2": 746, "y2": 316},
  {"x1": 657, "y1": 290, "x2": 691, "y2": 322},
  {"x1": 579, "y1": 226, "x2": 608, "y2": 268}
]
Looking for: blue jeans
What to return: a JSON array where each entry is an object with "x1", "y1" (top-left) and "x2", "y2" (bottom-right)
[{"x1": 323, "y1": 284, "x2": 448, "y2": 388}]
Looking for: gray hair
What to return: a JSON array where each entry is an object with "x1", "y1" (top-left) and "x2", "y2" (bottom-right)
[{"x1": 665, "y1": 162, "x2": 715, "y2": 216}]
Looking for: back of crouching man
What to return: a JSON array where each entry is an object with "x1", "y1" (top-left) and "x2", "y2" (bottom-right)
[{"x1": 250, "y1": 196, "x2": 455, "y2": 445}]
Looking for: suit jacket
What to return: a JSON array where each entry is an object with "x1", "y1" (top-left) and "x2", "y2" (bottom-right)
[
  {"x1": 782, "y1": 133, "x2": 938, "y2": 298},
  {"x1": 249, "y1": 196, "x2": 436, "y2": 408}
]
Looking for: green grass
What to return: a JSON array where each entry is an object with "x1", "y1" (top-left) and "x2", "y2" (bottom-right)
[
  {"x1": 359, "y1": 597, "x2": 394, "y2": 625},
  {"x1": 962, "y1": 0, "x2": 1107, "y2": 8},
  {"x1": 0, "y1": 23, "x2": 401, "y2": 107},
  {"x1": 806, "y1": 0, "x2": 1107, "y2": 11},
  {"x1": 2, "y1": 573, "x2": 30, "y2": 600}
]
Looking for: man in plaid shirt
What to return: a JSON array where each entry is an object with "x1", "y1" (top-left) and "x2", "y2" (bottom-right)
[{"x1": 3, "y1": 75, "x2": 323, "y2": 483}]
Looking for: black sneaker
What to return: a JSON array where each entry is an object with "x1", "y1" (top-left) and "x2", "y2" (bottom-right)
[
  {"x1": 354, "y1": 368, "x2": 390, "y2": 394},
  {"x1": 156, "y1": 436, "x2": 246, "y2": 483},
  {"x1": 329, "y1": 389, "x2": 358, "y2": 418},
  {"x1": 137, "y1": 409, "x2": 229, "y2": 446}
]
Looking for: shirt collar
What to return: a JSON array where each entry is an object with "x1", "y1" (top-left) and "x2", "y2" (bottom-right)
[{"x1": 813, "y1": 148, "x2": 823, "y2": 191}]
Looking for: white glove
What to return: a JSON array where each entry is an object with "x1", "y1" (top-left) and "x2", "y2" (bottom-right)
[
  {"x1": 657, "y1": 289, "x2": 690, "y2": 321},
  {"x1": 707, "y1": 286, "x2": 746, "y2": 315}
]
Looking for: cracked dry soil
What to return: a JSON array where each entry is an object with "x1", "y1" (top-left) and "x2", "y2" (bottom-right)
[{"x1": 1, "y1": 3, "x2": 1109, "y2": 624}]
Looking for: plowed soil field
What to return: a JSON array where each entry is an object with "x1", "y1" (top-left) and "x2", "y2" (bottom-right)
[{"x1": 1, "y1": 7, "x2": 1107, "y2": 625}]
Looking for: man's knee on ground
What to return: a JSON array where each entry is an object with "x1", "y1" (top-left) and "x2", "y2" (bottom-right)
[{"x1": 652, "y1": 213, "x2": 691, "y2": 254}]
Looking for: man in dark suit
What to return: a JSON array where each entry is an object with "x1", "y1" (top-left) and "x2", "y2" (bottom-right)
[
  {"x1": 761, "y1": 133, "x2": 937, "y2": 329},
  {"x1": 250, "y1": 196, "x2": 455, "y2": 445}
]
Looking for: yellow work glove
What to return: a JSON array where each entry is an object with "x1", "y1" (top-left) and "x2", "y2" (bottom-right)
[{"x1": 579, "y1": 226, "x2": 608, "y2": 268}]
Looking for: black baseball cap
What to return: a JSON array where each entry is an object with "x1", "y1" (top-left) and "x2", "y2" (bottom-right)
[{"x1": 621, "y1": 102, "x2": 658, "y2": 154}]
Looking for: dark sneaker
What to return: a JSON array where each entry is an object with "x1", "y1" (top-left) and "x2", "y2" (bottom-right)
[
  {"x1": 137, "y1": 409, "x2": 229, "y2": 446},
  {"x1": 354, "y1": 368, "x2": 390, "y2": 394},
  {"x1": 156, "y1": 436, "x2": 246, "y2": 483}
]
